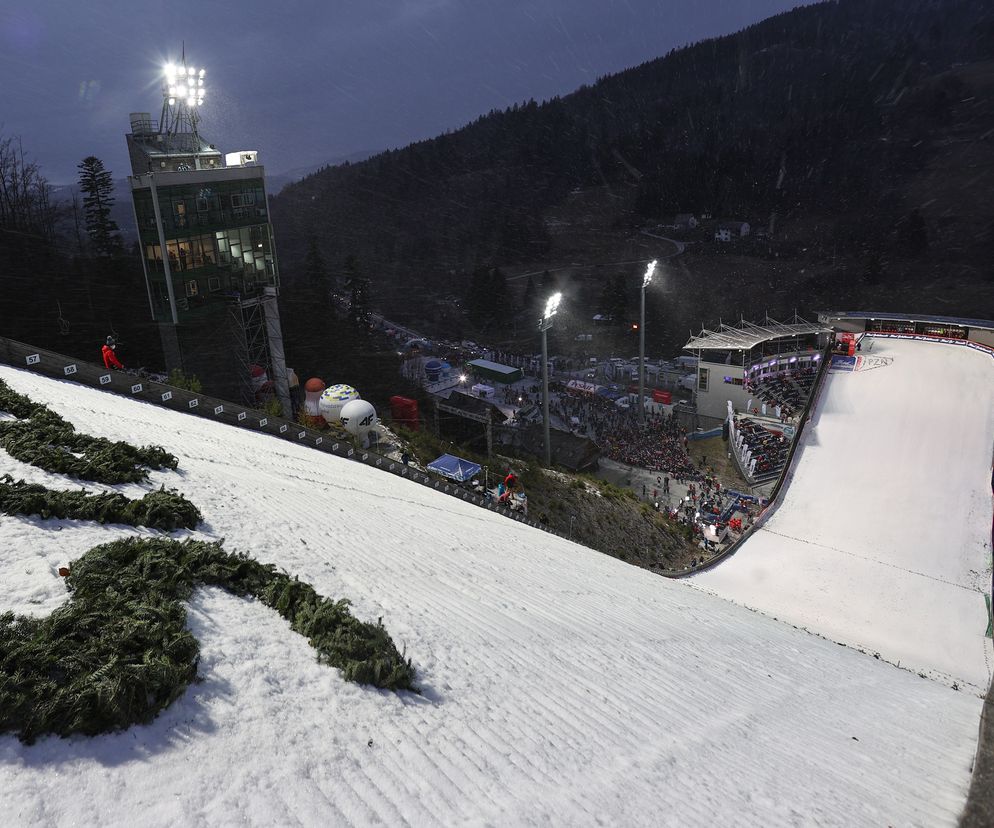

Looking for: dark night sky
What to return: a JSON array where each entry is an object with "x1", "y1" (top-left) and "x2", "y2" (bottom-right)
[{"x1": 1, "y1": 1, "x2": 809, "y2": 184}]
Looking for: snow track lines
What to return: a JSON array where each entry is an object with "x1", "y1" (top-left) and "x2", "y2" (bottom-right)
[{"x1": 0, "y1": 361, "x2": 985, "y2": 825}]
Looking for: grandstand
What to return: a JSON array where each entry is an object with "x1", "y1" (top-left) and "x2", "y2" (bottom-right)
[
  {"x1": 694, "y1": 333, "x2": 994, "y2": 695},
  {"x1": 817, "y1": 310, "x2": 994, "y2": 347},
  {"x1": 729, "y1": 415, "x2": 791, "y2": 484},
  {"x1": 684, "y1": 315, "x2": 833, "y2": 424}
]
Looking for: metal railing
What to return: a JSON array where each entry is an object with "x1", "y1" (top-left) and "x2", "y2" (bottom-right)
[{"x1": 0, "y1": 337, "x2": 562, "y2": 538}]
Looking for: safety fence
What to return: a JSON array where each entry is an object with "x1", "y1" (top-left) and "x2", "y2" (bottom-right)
[{"x1": 0, "y1": 337, "x2": 562, "y2": 538}]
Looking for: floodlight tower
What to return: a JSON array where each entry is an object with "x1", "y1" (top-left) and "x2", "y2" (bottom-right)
[
  {"x1": 539, "y1": 292, "x2": 562, "y2": 467},
  {"x1": 125, "y1": 51, "x2": 291, "y2": 415},
  {"x1": 638, "y1": 259, "x2": 657, "y2": 426},
  {"x1": 161, "y1": 56, "x2": 206, "y2": 138}
]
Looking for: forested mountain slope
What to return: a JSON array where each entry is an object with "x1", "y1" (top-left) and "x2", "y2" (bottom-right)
[{"x1": 271, "y1": 0, "x2": 994, "y2": 342}]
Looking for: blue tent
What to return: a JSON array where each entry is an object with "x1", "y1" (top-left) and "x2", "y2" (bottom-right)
[{"x1": 427, "y1": 453, "x2": 482, "y2": 483}]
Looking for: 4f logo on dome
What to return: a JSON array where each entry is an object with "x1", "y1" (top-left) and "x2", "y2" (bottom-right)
[{"x1": 342, "y1": 413, "x2": 375, "y2": 428}]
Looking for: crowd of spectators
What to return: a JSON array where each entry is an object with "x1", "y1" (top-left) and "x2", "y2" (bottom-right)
[
  {"x1": 551, "y1": 389, "x2": 702, "y2": 481},
  {"x1": 745, "y1": 365, "x2": 816, "y2": 420},
  {"x1": 735, "y1": 416, "x2": 789, "y2": 478}
]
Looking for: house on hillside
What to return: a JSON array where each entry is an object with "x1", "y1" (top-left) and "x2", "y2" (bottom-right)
[
  {"x1": 674, "y1": 213, "x2": 698, "y2": 230},
  {"x1": 715, "y1": 220, "x2": 751, "y2": 242}
]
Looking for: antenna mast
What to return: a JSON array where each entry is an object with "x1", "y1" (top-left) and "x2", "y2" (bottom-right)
[{"x1": 160, "y1": 45, "x2": 206, "y2": 139}]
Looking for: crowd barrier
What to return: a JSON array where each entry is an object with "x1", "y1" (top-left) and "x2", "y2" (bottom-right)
[{"x1": 0, "y1": 337, "x2": 561, "y2": 538}]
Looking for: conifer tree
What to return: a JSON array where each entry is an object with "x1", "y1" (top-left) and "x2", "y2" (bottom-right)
[
  {"x1": 77, "y1": 156, "x2": 121, "y2": 256},
  {"x1": 465, "y1": 266, "x2": 491, "y2": 327},
  {"x1": 490, "y1": 267, "x2": 512, "y2": 324},
  {"x1": 863, "y1": 252, "x2": 883, "y2": 285},
  {"x1": 304, "y1": 236, "x2": 329, "y2": 290},
  {"x1": 522, "y1": 272, "x2": 536, "y2": 315},
  {"x1": 344, "y1": 255, "x2": 371, "y2": 342}
]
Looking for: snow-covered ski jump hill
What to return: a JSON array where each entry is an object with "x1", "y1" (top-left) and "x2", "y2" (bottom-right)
[{"x1": 0, "y1": 332, "x2": 990, "y2": 826}]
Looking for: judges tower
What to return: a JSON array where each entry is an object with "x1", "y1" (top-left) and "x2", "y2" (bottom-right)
[{"x1": 126, "y1": 52, "x2": 291, "y2": 413}]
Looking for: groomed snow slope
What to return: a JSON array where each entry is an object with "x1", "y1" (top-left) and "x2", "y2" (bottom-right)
[
  {"x1": 693, "y1": 337, "x2": 994, "y2": 693},
  {"x1": 0, "y1": 364, "x2": 983, "y2": 826}
]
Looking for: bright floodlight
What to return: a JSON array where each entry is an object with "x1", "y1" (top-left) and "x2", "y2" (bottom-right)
[
  {"x1": 163, "y1": 62, "x2": 206, "y2": 107},
  {"x1": 543, "y1": 292, "x2": 563, "y2": 321},
  {"x1": 642, "y1": 259, "x2": 658, "y2": 289}
]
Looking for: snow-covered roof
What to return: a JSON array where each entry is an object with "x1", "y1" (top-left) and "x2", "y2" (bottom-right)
[
  {"x1": 466, "y1": 358, "x2": 520, "y2": 375},
  {"x1": 684, "y1": 316, "x2": 832, "y2": 351},
  {"x1": 0, "y1": 363, "x2": 983, "y2": 825}
]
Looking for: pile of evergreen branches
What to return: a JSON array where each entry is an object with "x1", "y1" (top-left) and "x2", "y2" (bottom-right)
[
  {"x1": 0, "y1": 379, "x2": 177, "y2": 483},
  {"x1": 0, "y1": 537, "x2": 415, "y2": 743},
  {"x1": 0, "y1": 379, "x2": 415, "y2": 744},
  {"x1": 0, "y1": 475, "x2": 201, "y2": 531}
]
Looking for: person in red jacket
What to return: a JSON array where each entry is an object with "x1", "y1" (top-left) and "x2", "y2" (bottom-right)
[{"x1": 102, "y1": 336, "x2": 124, "y2": 370}]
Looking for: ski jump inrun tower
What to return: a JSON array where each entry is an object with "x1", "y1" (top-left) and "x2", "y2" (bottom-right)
[{"x1": 125, "y1": 50, "x2": 291, "y2": 413}]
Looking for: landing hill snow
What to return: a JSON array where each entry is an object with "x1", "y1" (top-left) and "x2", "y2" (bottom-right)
[{"x1": 0, "y1": 359, "x2": 984, "y2": 826}]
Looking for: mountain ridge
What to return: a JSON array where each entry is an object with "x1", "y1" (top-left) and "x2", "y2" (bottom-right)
[{"x1": 270, "y1": 0, "x2": 994, "y2": 350}]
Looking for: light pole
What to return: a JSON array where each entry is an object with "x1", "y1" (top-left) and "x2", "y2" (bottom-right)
[
  {"x1": 638, "y1": 259, "x2": 658, "y2": 426},
  {"x1": 539, "y1": 292, "x2": 562, "y2": 467}
]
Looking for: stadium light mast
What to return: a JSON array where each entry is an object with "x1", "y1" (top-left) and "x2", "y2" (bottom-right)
[
  {"x1": 639, "y1": 259, "x2": 658, "y2": 426},
  {"x1": 539, "y1": 292, "x2": 562, "y2": 467},
  {"x1": 161, "y1": 50, "x2": 206, "y2": 139}
]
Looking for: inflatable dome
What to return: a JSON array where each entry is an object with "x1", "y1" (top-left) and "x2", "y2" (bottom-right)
[
  {"x1": 424, "y1": 359, "x2": 443, "y2": 382},
  {"x1": 319, "y1": 384, "x2": 361, "y2": 424},
  {"x1": 339, "y1": 399, "x2": 378, "y2": 436}
]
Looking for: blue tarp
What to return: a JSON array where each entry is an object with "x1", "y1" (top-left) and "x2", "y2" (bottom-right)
[
  {"x1": 595, "y1": 385, "x2": 626, "y2": 401},
  {"x1": 427, "y1": 453, "x2": 482, "y2": 483}
]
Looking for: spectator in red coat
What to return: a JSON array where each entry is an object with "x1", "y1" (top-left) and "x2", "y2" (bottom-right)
[{"x1": 102, "y1": 336, "x2": 124, "y2": 370}]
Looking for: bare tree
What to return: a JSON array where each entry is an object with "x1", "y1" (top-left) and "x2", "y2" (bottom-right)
[{"x1": 0, "y1": 134, "x2": 55, "y2": 239}]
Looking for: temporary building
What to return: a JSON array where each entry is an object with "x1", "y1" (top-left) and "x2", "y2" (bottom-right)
[
  {"x1": 466, "y1": 359, "x2": 523, "y2": 384},
  {"x1": 426, "y1": 454, "x2": 482, "y2": 483}
]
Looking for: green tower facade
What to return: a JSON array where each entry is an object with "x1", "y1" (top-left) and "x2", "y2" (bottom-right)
[{"x1": 125, "y1": 66, "x2": 291, "y2": 412}]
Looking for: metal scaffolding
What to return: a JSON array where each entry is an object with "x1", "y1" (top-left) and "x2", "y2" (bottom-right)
[{"x1": 228, "y1": 295, "x2": 273, "y2": 407}]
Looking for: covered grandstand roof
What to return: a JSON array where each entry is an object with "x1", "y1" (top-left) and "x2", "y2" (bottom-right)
[{"x1": 684, "y1": 316, "x2": 832, "y2": 351}]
